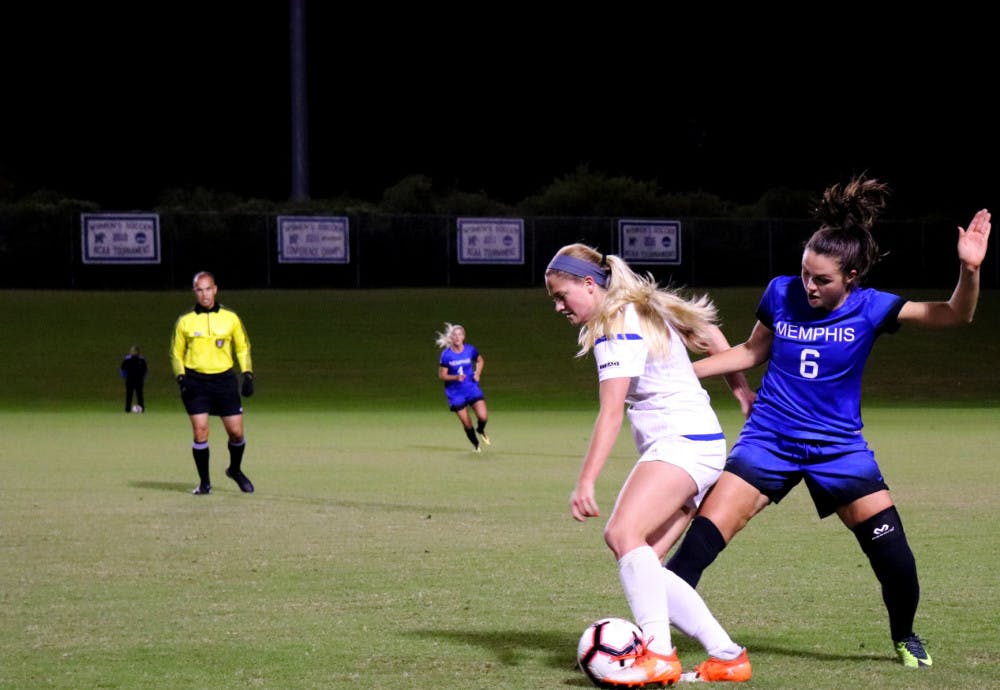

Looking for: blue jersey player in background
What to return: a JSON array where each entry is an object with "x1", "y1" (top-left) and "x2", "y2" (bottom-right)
[
  {"x1": 436, "y1": 322, "x2": 490, "y2": 453},
  {"x1": 667, "y1": 175, "x2": 991, "y2": 670}
]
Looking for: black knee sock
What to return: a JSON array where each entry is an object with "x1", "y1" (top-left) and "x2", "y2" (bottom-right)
[
  {"x1": 852, "y1": 506, "x2": 920, "y2": 642},
  {"x1": 477, "y1": 419, "x2": 488, "y2": 434},
  {"x1": 665, "y1": 515, "x2": 727, "y2": 589},
  {"x1": 228, "y1": 438, "x2": 246, "y2": 471},
  {"x1": 192, "y1": 442, "x2": 210, "y2": 485},
  {"x1": 464, "y1": 426, "x2": 479, "y2": 448}
]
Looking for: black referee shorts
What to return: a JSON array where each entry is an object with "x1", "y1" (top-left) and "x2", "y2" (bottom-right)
[{"x1": 181, "y1": 369, "x2": 243, "y2": 417}]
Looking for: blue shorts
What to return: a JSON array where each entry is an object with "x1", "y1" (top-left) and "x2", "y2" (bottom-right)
[
  {"x1": 726, "y1": 426, "x2": 888, "y2": 518},
  {"x1": 445, "y1": 383, "x2": 485, "y2": 411},
  {"x1": 181, "y1": 369, "x2": 243, "y2": 417}
]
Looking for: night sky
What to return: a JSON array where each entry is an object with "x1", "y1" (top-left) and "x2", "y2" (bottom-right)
[{"x1": 2, "y1": 4, "x2": 996, "y2": 220}]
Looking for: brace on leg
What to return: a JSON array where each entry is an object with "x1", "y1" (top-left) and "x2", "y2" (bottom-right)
[{"x1": 665, "y1": 516, "x2": 726, "y2": 589}]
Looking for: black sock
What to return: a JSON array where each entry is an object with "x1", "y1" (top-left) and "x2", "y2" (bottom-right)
[
  {"x1": 228, "y1": 439, "x2": 246, "y2": 472},
  {"x1": 464, "y1": 426, "x2": 479, "y2": 448},
  {"x1": 665, "y1": 515, "x2": 727, "y2": 588},
  {"x1": 192, "y1": 442, "x2": 210, "y2": 485},
  {"x1": 852, "y1": 506, "x2": 919, "y2": 642},
  {"x1": 477, "y1": 420, "x2": 488, "y2": 434}
]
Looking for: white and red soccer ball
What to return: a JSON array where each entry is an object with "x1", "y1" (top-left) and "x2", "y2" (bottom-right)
[{"x1": 576, "y1": 617, "x2": 643, "y2": 685}]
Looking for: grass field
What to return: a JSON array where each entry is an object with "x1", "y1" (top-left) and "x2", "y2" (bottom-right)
[{"x1": 2, "y1": 288, "x2": 999, "y2": 689}]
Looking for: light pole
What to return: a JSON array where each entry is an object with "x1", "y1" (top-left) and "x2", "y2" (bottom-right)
[{"x1": 289, "y1": 0, "x2": 309, "y2": 201}]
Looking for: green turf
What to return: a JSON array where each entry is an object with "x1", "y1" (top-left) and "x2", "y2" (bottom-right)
[{"x1": 1, "y1": 288, "x2": 998, "y2": 689}]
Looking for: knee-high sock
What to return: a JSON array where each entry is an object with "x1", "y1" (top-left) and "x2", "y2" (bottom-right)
[
  {"x1": 228, "y1": 438, "x2": 246, "y2": 471},
  {"x1": 192, "y1": 442, "x2": 210, "y2": 484},
  {"x1": 853, "y1": 506, "x2": 920, "y2": 642},
  {"x1": 663, "y1": 568, "x2": 742, "y2": 659},
  {"x1": 618, "y1": 545, "x2": 672, "y2": 653},
  {"x1": 463, "y1": 426, "x2": 478, "y2": 448}
]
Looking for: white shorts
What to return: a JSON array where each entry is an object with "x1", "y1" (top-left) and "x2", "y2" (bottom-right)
[{"x1": 635, "y1": 436, "x2": 727, "y2": 509}]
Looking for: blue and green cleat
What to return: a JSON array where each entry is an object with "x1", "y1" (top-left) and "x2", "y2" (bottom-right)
[{"x1": 895, "y1": 634, "x2": 932, "y2": 668}]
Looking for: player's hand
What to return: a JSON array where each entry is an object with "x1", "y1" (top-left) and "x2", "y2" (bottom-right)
[
  {"x1": 456, "y1": 373, "x2": 466, "y2": 382},
  {"x1": 570, "y1": 483, "x2": 600, "y2": 522},
  {"x1": 957, "y1": 208, "x2": 991, "y2": 269},
  {"x1": 176, "y1": 375, "x2": 187, "y2": 396},
  {"x1": 736, "y1": 387, "x2": 756, "y2": 419},
  {"x1": 241, "y1": 372, "x2": 255, "y2": 397}
]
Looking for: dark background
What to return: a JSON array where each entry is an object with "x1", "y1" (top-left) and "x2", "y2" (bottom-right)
[{"x1": 2, "y1": 4, "x2": 996, "y2": 219}]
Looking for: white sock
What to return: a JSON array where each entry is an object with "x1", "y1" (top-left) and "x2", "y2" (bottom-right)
[
  {"x1": 663, "y1": 568, "x2": 742, "y2": 659},
  {"x1": 618, "y1": 546, "x2": 672, "y2": 653}
]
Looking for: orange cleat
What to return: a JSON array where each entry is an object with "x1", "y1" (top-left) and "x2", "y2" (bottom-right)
[
  {"x1": 690, "y1": 647, "x2": 752, "y2": 682},
  {"x1": 602, "y1": 640, "x2": 681, "y2": 687}
]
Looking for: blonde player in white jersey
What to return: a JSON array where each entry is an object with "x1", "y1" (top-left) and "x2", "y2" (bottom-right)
[{"x1": 545, "y1": 244, "x2": 755, "y2": 686}]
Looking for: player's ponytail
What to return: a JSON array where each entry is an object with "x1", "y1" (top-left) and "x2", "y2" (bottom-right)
[
  {"x1": 808, "y1": 174, "x2": 888, "y2": 282},
  {"x1": 434, "y1": 322, "x2": 463, "y2": 349}
]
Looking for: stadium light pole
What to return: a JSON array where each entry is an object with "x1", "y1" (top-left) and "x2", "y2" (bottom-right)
[{"x1": 289, "y1": 0, "x2": 310, "y2": 201}]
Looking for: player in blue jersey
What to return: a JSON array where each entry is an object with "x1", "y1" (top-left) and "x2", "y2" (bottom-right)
[
  {"x1": 666, "y1": 175, "x2": 992, "y2": 670},
  {"x1": 546, "y1": 244, "x2": 756, "y2": 685},
  {"x1": 436, "y1": 323, "x2": 491, "y2": 452}
]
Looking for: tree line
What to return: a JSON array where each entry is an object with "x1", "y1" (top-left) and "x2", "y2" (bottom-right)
[{"x1": 0, "y1": 166, "x2": 939, "y2": 220}]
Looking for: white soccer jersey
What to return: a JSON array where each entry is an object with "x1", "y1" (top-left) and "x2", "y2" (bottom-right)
[{"x1": 593, "y1": 304, "x2": 723, "y2": 454}]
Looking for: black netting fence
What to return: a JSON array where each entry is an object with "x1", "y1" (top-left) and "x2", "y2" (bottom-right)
[{"x1": 1, "y1": 209, "x2": 996, "y2": 290}]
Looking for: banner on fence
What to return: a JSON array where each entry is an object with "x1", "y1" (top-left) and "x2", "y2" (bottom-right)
[
  {"x1": 619, "y1": 219, "x2": 681, "y2": 264},
  {"x1": 457, "y1": 218, "x2": 524, "y2": 264},
  {"x1": 277, "y1": 216, "x2": 350, "y2": 263},
  {"x1": 81, "y1": 213, "x2": 161, "y2": 264}
]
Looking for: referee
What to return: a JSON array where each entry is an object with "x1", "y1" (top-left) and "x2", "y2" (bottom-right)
[{"x1": 170, "y1": 271, "x2": 256, "y2": 495}]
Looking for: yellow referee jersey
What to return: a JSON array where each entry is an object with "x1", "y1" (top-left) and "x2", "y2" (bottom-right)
[{"x1": 170, "y1": 304, "x2": 252, "y2": 376}]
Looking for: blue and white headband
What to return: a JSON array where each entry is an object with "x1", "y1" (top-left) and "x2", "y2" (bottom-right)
[{"x1": 546, "y1": 254, "x2": 608, "y2": 287}]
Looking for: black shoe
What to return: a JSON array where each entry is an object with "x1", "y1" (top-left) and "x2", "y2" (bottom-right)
[
  {"x1": 225, "y1": 467, "x2": 255, "y2": 493},
  {"x1": 192, "y1": 483, "x2": 211, "y2": 495}
]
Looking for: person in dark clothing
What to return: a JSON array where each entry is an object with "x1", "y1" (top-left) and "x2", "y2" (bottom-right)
[{"x1": 121, "y1": 345, "x2": 148, "y2": 412}]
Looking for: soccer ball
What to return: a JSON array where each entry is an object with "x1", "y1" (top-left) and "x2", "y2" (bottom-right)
[
  {"x1": 577, "y1": 617, "x2": 643, "y2": 685},
  {"x1": 131, "y1": 405, "x2": 143, "y2": 413}
]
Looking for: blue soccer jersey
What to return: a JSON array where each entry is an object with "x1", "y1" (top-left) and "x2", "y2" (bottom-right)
[
  {"x1": 745, "y1": 276, "x2": 905, "y2": 442},
  {"x1": 439, "y1": 344, "x2": 484, "y2": 408}
]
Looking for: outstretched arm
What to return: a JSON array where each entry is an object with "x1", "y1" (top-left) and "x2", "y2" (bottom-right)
[
  {"x1": 694, "y1": 321, "x2": 774, "y2": 380},
  {"x1": 900, "y1": 208, "x2": 991, "y2": 326}
]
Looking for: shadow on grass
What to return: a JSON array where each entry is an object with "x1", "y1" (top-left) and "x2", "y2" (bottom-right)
[
  {"x1": 408, "y1": 628, "x2": 580, "y2": 672},
  {"x1": 127, "y1": 480, "x2": 468, "y2": 514},
  {"x1": 676, "y1": 636, "x2": 891, "y2": 664},
  {"x1": 412, "y1": 629, "x2": 893, "y2": 683},
  {"x1": 130, "y1": 480, "x2": 194, "y2": 492}
]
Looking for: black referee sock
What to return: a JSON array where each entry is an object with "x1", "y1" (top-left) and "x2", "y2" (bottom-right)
[
  {"x1": 192, "y1": 442, "x2": 210, "y2": 485},
  {"x1": 464, "y1": 426, "x2": 479, "y2": 448},
  {"x1": 665, "y1": 515, "x2": 727, "y2": 589},
  {"x1": 852, "y1": 506, "x2": 920, "y2": 642},
  {"x1": 228, "y1": 438, "x2": 246, "y2": 472}
]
